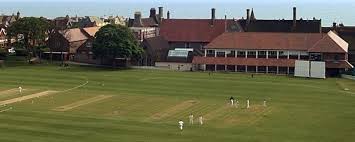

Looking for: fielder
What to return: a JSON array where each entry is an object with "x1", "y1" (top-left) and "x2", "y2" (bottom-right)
[
  {"x1": 189, "y1": 114, "x2": 194, "y2": 124},
  {"x1": 247, "y1": 99, "x2": 250, "y2": 109},
  {"x1": 230, "y1": 96, "x2": 234, "y2": 106},
  {"x1": 235, "y1": 99, "x2": 239, "y2": 108},
  {"x1": 18, "y1": 86, "x2": 22, "y2": 94},
  {"x1": 199, "y1": 116, "x2": 203, "y2": 125},
  {"x1": 263, "y1": 99, "x2": 267, "y2": 107},
  {"x1": 178, "y1": 120, "x2": 184, "y2": 130}
]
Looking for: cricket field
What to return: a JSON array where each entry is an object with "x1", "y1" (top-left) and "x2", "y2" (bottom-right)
[{"x1": 0, "y1": 61, "x2": 354, "y2": 142}]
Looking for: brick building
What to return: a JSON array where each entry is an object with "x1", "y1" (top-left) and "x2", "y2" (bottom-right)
[
  {"x1": 323, "y1": 23, "x2": 355, "y2": 66},
  {"x1": 193, "y1": 31, "x2": 352, "y2": 76},
  {"x1": 159, "y1": 8, "x2": 240, "y2": 55}
]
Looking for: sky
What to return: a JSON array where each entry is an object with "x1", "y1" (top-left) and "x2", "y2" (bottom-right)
[
  {"x1": 1, "y1": 0, "x2": 355, "y2": 26},
  {"x1": 3, "y1": 0, "x2": 354, "y2": 3}
]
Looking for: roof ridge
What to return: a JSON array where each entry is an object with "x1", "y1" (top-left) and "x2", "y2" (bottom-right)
[
  {"x1": 327, "y1": 31, "x2": 348, "y2": 52},
  {"x1": 308, "y1": 33, "x2": 328, "y2": 52}
]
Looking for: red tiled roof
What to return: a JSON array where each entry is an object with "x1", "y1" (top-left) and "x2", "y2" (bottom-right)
[
  {"x1": 206, "y1": 32, "x2": 324, "y2": 51},
  {"x1": 309, "y1": 31, "x2": 348, "y2": 53},
  {"x1": 206, "y1": 31, "x2": 348, "y2": 53},
  {"x1": 159, "y1": 19, "x2": 233, "y2": 42},
  {"x1": 83, "y1": 27, "x2": 100, "y2": 37},
  {"x1": 59, "y1": 28, "x2": 88, "y2": 42},
  {"x1": 192, "y1": 56, "x2": 296, "y2": 67}
]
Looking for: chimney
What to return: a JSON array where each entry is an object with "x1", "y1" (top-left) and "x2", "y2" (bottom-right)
[
  {"x1": 150, "y1": 8, "x2": 156, "y2": 18},
  {"x1": 224, "y1": 15, "x2": 227, "y2": 32},
  {"x1": 158, "y1": 7, "x2": 163, "y2": 19},
  {"x1": 134, "y1": 12, "x2": 143, "y2": 27},
  {"x1": 211, "y1": 8, "x2": 216, "y2": 26},
  {"x1": 246, "y1": 9, "x2": 250, "y2": 21},
  {"x1": 167, "y1": 11, "x2": 170, "y2": 19},
  {"x1": 16, "y1": 11, "x2": 20, "y2": 20},
  {"x1": 333, "y1": 22, "x2": 337, "y2": 30},
  {"x1": 293, "y1": 7, "x2": 297, "y2": 28}
]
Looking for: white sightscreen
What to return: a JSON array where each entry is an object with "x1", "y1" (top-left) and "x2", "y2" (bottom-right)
[
  {"x1": 294, "y1": 60, "x2": 310, "y2": 77},
  {"x1": 310, "y1": 61, "x2": 326, "y2": 79}
]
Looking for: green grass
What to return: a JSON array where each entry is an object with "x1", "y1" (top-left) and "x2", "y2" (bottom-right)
[{"x1": 0, "y1": 61, "x2": 355, "y2": 142}]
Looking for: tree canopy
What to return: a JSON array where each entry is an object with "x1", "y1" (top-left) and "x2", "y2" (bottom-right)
[
  {"x1": 7, "y1": 17, "x2": 51, "y2": 59},
  {"x1": 92, "y1": 24, "x2": 143, "y2": 62}
]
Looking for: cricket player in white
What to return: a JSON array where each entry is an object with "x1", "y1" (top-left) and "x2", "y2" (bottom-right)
[
  {"x1": 230, "y1": 97, "x2": 234, "y2": 106},
  {"x1": 178, "y1": 120, "x2": 184, "y2": 130},
  {"x1": 247, "y1": 99, "x2": 250, "y2": 109},
  {"x1": 263, "y1": 99, "x2": 267, "y2": 107},
  {"x1": 18, "y1": 87, "x2": 22, "y2": 94},
  {"x1": 199, "y1": 116, "x2": 203, "y2": 125},
  {"x1": 189, "y1": 114, "x2": 194, "y2": 124}
]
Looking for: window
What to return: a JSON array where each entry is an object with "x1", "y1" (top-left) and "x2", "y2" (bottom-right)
[
  {"x1": 206, "y1": 50, "x2": 215, "y2": 57},
  {"x1": 310, "y1": 53, "x2": 322, "y2": 61},
  {"x1": 268, "y1": 51, "x2": 277, "y2": 58},
  {"x1": 227, "y1": 65, "x2": 235, "y2": 71},
  {"x1": 279, "y1": 51, "x2": 288, "y2": 59},
  {"x1": 226, "y1": 50, "x2": 235, "y2": 58},
  {"x1": 289, "y1": 51, "x2": 299, "y2": 59},
  {"x1": 247, "y1": 51, "x2": 256, "y2": 58},
  {"x1": 300, "y1": 52, "x2": 309, "y2": 60},
  {"x1": 258, "y1": 66, "x2": 267, "y2": 73},
  {"x1": 207, "y1": 50, "x2": 214, "y2": 54},
  {"x1": 237, "y1": 51, "x2": 246, "y2": 58},
  {"x1": 216, "y1": 51, "x2": 225, "y2": 57},
  {"x1": 206, "y1": 64, "x2": 215, "y2": 71},
  {"x1": 258, "y1": 51, "x2": 266, "y2": 58}
]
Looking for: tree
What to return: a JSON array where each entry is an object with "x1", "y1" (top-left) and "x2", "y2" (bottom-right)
[
  {"x1": 7, "y1": 17, "x2": 51, "y2": 62},
  {"x1": 93, "y1": 24, "x2": 143, "y2": 66}
]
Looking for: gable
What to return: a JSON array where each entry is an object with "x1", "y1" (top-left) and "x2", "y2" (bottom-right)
[
  {"x1": 309, "y1": 31, "x2": 348, "y2": 53},
  {"x1": 0, "y1": 28, "x2": 6, "y2": 37}
]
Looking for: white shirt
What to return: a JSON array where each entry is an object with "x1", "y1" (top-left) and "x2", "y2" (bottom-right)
[
  {"x1": 179, "y1": 121, "x2": 184, "y2": 126},
  {"x1": 189, "y1": 115, "x2": 193, "y2": 119}
]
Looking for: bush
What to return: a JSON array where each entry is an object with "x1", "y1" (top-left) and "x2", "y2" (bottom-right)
[
  {"x1": 15, "y1": 48, "x2": 29, "y2": 56},
  {"x1": 0, "y1": 48, "x2": 7, "y2": 60}
]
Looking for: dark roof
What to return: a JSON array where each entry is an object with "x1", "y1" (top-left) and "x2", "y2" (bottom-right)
[
  {"x1": 206, "y1": 31, "x2": 347, "y2": 53},
  {"x1": 128, "y1": 17, "x2": 159, "y2": 27},
  {"x1": 142, "y1": 36, "x2": 169, "y2": 51},
  {"x1": 142, "y1": 36, "x2": 170, "y2": 62},
  {"x1": 237, "y1": 19, "x2": 321, "y2": 33},
  {"x1": 0, "y1": 15, "x2": 17, "y2": 27},
  {"x1": 159, "y1": 19, "x2": 238, "y2": 43}
]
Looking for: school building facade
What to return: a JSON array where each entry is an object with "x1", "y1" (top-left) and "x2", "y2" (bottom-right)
[{"x1": 192, "y1": 31, "x2": 353, "y2": 76}]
